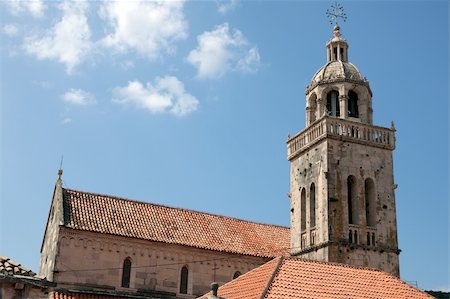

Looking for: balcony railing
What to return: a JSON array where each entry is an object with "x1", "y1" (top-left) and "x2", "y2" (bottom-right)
[{"x1": 287, "y1": 116, "x2": 395, "y2": 159}]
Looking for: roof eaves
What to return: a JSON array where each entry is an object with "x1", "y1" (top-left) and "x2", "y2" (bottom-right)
[{"x1": 259, "y1": 256, "x2": 284, "y2": 299}]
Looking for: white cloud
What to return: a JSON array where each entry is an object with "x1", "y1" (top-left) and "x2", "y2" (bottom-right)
[
  {"x1": 23, "y1": 1, "x2": 92, "y2": 74},
  {"x1": 5, "y1": 0, "x2": 45, "y2": 17},
  {"x1": 99, "y1": 0, "x2": 188, "y2": 59},
  {"x1": 217, "y1": 0, "x2": 239, "y2": 14},
  {"x1": 63, "y1": 88, "x2": 95, "y2": 105},
  {"x1": 237, "y1": 46, "x2": 260, "y2": 74},
  {"x1": 3, "y1": 24, "x2": 18, "y2": 36},
  {"x1": 62, "y1": 117, "x2": 72, "y2": 124},
  {"x1": 112, "y1": 76, "x2": 199, "y2": 116},
  {"x1": 187, "y1": 23, "x2": 261, "y2": 79}
]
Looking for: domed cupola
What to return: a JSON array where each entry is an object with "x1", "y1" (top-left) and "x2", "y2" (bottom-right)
[{"x1": 305, "y1": 26, "x2": 373, "y2": 126}]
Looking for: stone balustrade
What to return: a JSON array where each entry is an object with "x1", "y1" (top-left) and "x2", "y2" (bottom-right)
[{"x1": 287, "y1": 116, "x2": 395, "y2": 159}]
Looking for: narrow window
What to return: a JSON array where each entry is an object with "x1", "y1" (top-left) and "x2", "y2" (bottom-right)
[
  {"x1": 301, "y1": 188, "x2": 306, "y2": 231},
  {"x1": 327, "y1": 91, "x2": 340, "y2": 117},
  {"x1": 308, "y1": 94, "x2": 317, "y2": 124},
  {"x1": 340, "y1": 47, "x2": 344, "y2": 60},
  {"x1": 348, "y1": 230, "x2": 353, "y2": 243},
  {"x1": 121, "y1": 258, "x2": 131, "y2": 288},
  {"x1": 365, "y1": 178, "x2": 376, "y2": 227},
  {"x1": 333, "y1": 47, "x2": 338, "y2": 60},
  {"x1": 348, "y1": 90, "x2": 359, "y2": 118},
  {"x1": 354, "y1": 230, "x2": 358, "y2": 244},
  {"x1": 367, "y1": 232, "x2": 371, "y2": 245},
  {"x1": 180, "y1": 266, "x2": 188, "y2": 294},
  {"x1": 233, "y1": 271, "x2": 241, "y2": 279},
  {"x1": 310, "y1": 183, "x2": 316, "y2": 227},
  {"x1": 347, "y1": 176, "x2": 358, "y2": 224},
  {"x1": 372, "y1": 233, "x2": 376, "y2": 246}
]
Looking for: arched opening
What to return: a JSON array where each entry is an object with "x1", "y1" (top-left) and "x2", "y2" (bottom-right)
[
  {"x1": 301, "y1": 188, "x2": 306, "y2": 231},
  {"x1": 348, "y1": 90, "x2": 359, "y2": 118},
  {"x1": 310, "y1": 183, "x2": 316, "y2": 228},
  {"x1": 327, "y1": 91, "x2": 340, "y2": 117},
  {"x1": 233, "y1": 271, "x2": 241, "y2": 279},
  {"x1": 365, "y1": 178, "x2": 376, "y2": 227},
  {"x1": 347, "y1": 176, "x2": 358, "y2": 225},
  {"x1": 308, "y1": 93, "x2": 317, "y2": 124},
  {"x1": 121, "y1": 257, "x2": 131, "y2": 288},
  {"x1": 180, "y1": 266, "x2": 189, "y2": 294}
]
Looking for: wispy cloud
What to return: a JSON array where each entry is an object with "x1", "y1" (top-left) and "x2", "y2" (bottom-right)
[
  {"x1": 236, "y1": 46, "x2": 260, "y2": 74},
  {"x1": 187, "y1": 23, "x2": 261, "y2": 79},
  {"x1": 23, "y1": 1, "x2": 92, "y2": 74},
  {"x1": 5, "y1": 0, "x2": 45, "y2": 17},
  {"x1": 217, "y1": 0, "x2": 239, "y2": 14},
  {"x1": 112, "y1": 76, "x2": 198, "y2": 117},
  {"x1": 99, "y1": 0, "x2": 188, "y2": 59},
  {"x1": 62, "y1": 88, "x2": 95, "y2": 105},
  {"x1": 3, "y1": 24, "x2": 18, "y2": 37},
  {"x1": 62, "y1": 117, "x2": 72, "y2": 124}
]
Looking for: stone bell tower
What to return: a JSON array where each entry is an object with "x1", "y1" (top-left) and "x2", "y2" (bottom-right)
[{"x1": 286, "y1": 25, "x2": 400, "y2": 276}]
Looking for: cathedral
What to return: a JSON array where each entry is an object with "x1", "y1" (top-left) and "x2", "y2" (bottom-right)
[{"x1": 35, "y1": 20, "x2": 433, "y2": 299}]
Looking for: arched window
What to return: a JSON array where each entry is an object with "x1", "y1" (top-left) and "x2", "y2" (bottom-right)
[
  {"x1": 301, "y1": 188, "x2": 306, "y2": 231},
  {"x1": 233, "y1": 271, "x2": 241, "y2": 279},
  {"x1": 327, "y1": 91, "x2": 340, "y2": 117},
  {"x1": 347, "y1": 176, "x2": 358, "y2": 225},
  {"x1": 348, "y1": 90, "x2": 359, "y2": 118},
  {"x1": 310, "y1": 183, "x2": 316, "y2": 227},
  {"x1": 308, "y1": 93, "x2": 317, "y2": 124},
  {"x1": 121, "y1": 257, "x2": 131, "y2": 288},
  {"x1": 365, "y1": 178, "x2": 376, "y2": 227},
  {"x1": 180, "y1": 266, "x2": 188, "y2": 294}
]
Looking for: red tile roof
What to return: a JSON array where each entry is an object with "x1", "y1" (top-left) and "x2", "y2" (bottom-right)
[
  {"x1": 200, "y1": 257, "x2": 433, "y2": 299},
  {"x1": 62, "y1": 189, "x2": 290, "y2": 258},
  {"x1": 0, "y1": 256, "x2": 36, "y2": 277}
]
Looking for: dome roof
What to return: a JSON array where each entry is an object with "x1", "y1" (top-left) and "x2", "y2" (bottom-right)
[{"x1": 310, "y1": 61, "x2": 365, "y2": 85}]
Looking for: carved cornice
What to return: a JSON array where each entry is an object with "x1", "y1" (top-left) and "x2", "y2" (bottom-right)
[{"x1": 305, "y1": 78, "x2": 372, "y2": 96}]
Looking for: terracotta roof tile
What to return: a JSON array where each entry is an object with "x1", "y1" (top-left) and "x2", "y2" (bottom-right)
[
  {"x1": 62, "y1": 189, "x2": 290, "y2": 258},
  {"x1": 200, "y1": 257, "x2": 433, "y2": 299},
  {"x1": 199, "y1": 257, "x2": 282, "y2": 299},
  {"x1": 0, "y1": 256, "x2": 36, "y2": 277}
]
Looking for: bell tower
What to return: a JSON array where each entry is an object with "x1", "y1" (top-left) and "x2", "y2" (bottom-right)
[{"x1": 287, "y1": 23, "x2": 400, "y2": 276}]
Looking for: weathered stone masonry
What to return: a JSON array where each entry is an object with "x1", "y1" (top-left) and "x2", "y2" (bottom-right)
[{"x1": 287, "y1": 25, "x2": 400, "y2": 276}]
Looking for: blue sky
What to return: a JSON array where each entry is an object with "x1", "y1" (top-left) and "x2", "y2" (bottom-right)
[{"x1": 0, "y1": 0, "x2": 448, "y2": 292}]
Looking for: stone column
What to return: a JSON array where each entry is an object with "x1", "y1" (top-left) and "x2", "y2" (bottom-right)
[{"x1": 339, "y1": 95, "x2": 348, "y2": 119}]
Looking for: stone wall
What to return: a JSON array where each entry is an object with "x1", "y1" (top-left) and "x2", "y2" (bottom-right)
[
  {"x1": 40, "y1": 178, "x2": 64, "y2": 281},
  {"x1": 53, "y1": 228, "x2": 270, "y2": 298},
  {"x1": 289, "y1": 132, "x2": 399, "y2": 276},
  {"x1": 0, "y1": 279, "x2": 49, "y2": 299}
]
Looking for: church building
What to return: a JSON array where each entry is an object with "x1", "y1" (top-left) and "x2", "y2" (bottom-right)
[
  {"x1": 38, "y1": 10, "x2": 430, "y2": 299},
  {"x1": 39, "y1": 171, "x2": 289, "y2": 298}
]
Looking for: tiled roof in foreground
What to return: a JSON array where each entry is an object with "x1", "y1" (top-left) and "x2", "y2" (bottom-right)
[
  {"x1": 62, "y1": 189, "x2": 290, "y2": 258},
  {"x1": 0, "y1": 256, "x2": 36, "y2": 277},
  {"x1": 200, "y1": 257, "x2": 433, "y2": 299}
]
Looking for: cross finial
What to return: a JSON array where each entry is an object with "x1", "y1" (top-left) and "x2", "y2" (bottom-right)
[{"x1": 326, "y1": 2, "x2": 347, "y2": 26}]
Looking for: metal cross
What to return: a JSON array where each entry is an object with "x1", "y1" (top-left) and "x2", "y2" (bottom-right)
[{"x1": 326, "y1": 2, "x2": 348, "y2": 26}]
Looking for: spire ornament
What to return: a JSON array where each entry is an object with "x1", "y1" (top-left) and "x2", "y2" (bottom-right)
[{"x1": 326, "y1": 2, "x2": 347, "y2": 26}]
